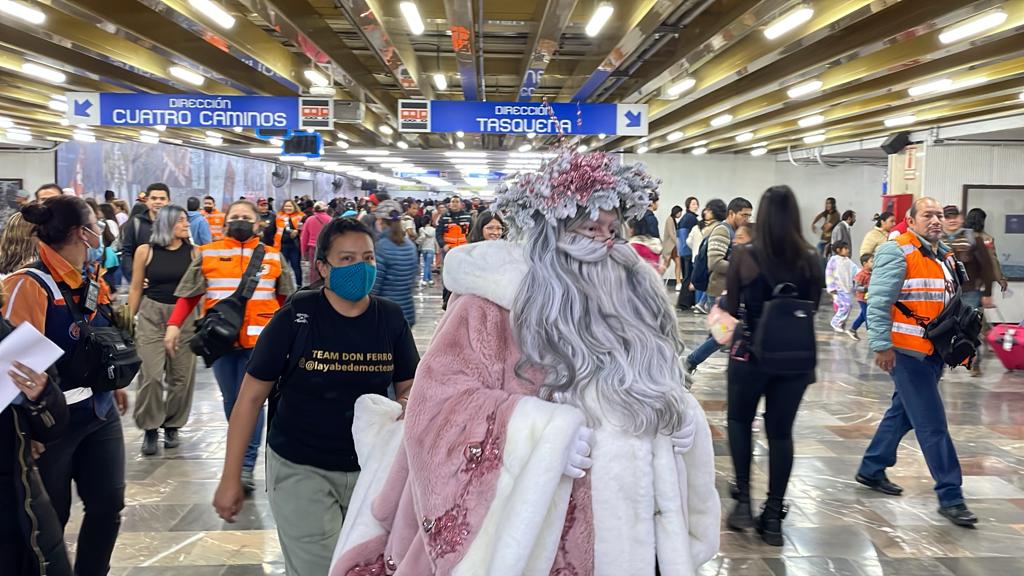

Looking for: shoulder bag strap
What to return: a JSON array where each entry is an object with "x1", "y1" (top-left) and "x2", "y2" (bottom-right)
[{"x1": 230, "y1": 243, "x2": 266, "y2": 302}]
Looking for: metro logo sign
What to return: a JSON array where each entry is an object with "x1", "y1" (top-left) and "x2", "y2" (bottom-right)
[
  {"x1": 398, "y1": 100, "x2": 430, "y2": 133},
  {"x1": 299, "y1": 97, "x2": 332, "y2": 130}
]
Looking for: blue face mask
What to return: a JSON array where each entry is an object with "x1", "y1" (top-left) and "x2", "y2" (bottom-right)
[
  {"x1": 87, "y1": 246, "x2": 104, "y2": 263},
  {"x1": 328, "y1": 261, "x2": 377, "y2": 301}
]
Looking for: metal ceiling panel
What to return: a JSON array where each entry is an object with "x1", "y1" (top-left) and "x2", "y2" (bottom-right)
[
  {"x1": 515, "y1": 0, "x2": 578, "y2": 101},
  {"x1": 443, "y1": 0, "x2": 480, "y2": 100}
]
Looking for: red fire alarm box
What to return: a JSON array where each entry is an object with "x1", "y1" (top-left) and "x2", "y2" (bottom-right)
[{"x1": 882, "y1": 194, "x2": 914, "y2": 221}]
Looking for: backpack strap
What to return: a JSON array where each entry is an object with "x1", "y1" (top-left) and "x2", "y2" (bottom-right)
[{"x1": 266, "y1": 289, "x2": 317, "y2": 426}]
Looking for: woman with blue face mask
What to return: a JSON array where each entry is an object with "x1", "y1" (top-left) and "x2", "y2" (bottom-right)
[{"x1": 212, "y1": 217, "x2": 420, "y2": 576}]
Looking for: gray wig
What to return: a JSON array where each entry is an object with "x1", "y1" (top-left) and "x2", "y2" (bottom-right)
[
  {"x1": 149, "y1": 204, "x2": 188, "y2": 248},
  {"x1": 510, "y1": 208, "x2": 688, "y2": 436}
]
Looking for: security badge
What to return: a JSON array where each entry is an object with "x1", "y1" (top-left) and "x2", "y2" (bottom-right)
[{"x1": 82, "y1": 277, "x2": 99, "y2": 314}]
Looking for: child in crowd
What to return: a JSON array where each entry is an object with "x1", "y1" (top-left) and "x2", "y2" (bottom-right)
[
  {"x1": 416, "y1": 221, "x2": 438, "y2": 286},
  {"x1": 826, "y1": 241, "x2": 858, "y2": 335},
  {"x1": 848, "y1": 253, "x2": 873, "y2": 341}
]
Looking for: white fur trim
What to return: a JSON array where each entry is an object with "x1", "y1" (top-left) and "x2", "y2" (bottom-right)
[
  {"x1": 331, "y1": 394, "x2": 405, "y2": 565},
  {"x1": 678, "y1": 393, "x2": 721, "y2": 568},
  {"x1": 442, "y1": 241, "x2": 528, "y2": 310},
  {"x1": 453, "y1": 396, "x2": 586, "y2": 576}
]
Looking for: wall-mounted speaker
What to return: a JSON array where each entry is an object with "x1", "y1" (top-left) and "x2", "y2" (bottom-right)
[{"x1": 881, "y1": 131, "x2": 911, "y2": 155}]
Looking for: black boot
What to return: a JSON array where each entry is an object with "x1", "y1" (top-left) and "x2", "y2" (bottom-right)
[
  {"x1": 164, "y1": 428, "x2": 180, "y2": 449},
  {"x1": 142, "y1": 429, "x2": 159, "y2": 456},
  {"x1": 726, "y1": 483, "x2": 754, "y2": 531},
  {"x1": 755, "y1": 500, "x2": 788, "y2": 547}
]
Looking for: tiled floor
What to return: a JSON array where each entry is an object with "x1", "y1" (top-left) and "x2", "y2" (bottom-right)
[{"x1": 66, "y1": 286, "x2": 1024, "y2": 575}]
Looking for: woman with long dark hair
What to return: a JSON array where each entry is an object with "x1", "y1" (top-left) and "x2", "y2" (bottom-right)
[
  {"x1": 859, "y1": 211, "x2": 895, "y2": 259},
  {"x1": 676, "y1": 196, "x2": 700, "y2": 308},
  {"x1": 723, "y1": 185, "x2": 823, "y2": 546},
  {"x1": 811, "y1": 197, "x2": 839, "y2": 258}
]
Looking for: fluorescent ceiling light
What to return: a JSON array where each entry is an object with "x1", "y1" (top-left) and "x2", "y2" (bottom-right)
[
  {"x1": 205, "y1": 130, "x2": 220, "y2": 138},
  {"x1": 266, "y1": 137, "x2": 284, "y2": 147},
  {"x1": 51, "y1": 94, "x2": 66, "y2": 102},
  {"x1": 908, "y1": 78, "x2": 953, "y2": 96},
  {"x1": 139, "y1": 129, "x2": 160, "y2": 138},
  {"x1": 378, "y1": 124, "x2": 394, "y2": 135},
  {"x1": 48, "y1": 99, "x2": 68, "y2": 112},
  {"x1": 154, "y1": 125, "x2": 166, "y2": 132},
  {"x1": 691, "y1": 140, "x2": 708, "y2": 147},
  {"x1": 735, "y1": 132, "x2": 754, "y2": 143},
  {"x1": 954, "y1": 76, "x2": 988, "y2": 89},
  {"x1": 188, "y1": 0, "x2": 235, "y2": 29},
  {"x1": 168, "y1": 65, "x2": 205, "y2": 86},
  {"x1": 4, "y1": 131, "x2": 32, "y2": 142},
  {"x1": 304, "y1": 68, "x2": 329, "y2": 87},
  {"x1": 456, "y1": 140, "x2": 466, "y2": 149},
  {"x1": 336, "y1": 140, "x2": 350, "y2": 149},
  {"x1": 803, "y1": 133, "x2": 827, "y2": 144},
  {"x1": 232, "y1": 126, "x2": 243, "y2": 133},
  {"x1": 764, "y1": 6, "x2": 814, "y2": 40},
  {"x1": 666, "y1": 76, "x2": 697, "y2": 97},
  {"x1": 0, "y1": 0, "x2": 45, "y2": 24},
  {"x1": 73, "y1": 131, "x2": 96, "y2": 143},
  {"x1": 884, "y1": 115, "x2": 916, "y2": 127},
  {"x1": 510, "y1": 152, "x2": 555, "y2": 158},
  {"x1": 577, "y1": 144, "x2": 589, "y2": 153},
  {"x1": 396, "y1": 141, "x2": 409, "y2": 149},
  {"x1": 335, "y1": 132, "x2": 349, "y2": 140},
  {"x1": 598, "y1": 133, "x2": 606, "y2": 140},
  {"x1": 526, "y1": 132, "x2": 536, "y2": 139},
  {"x1": 786, "y1": 79, "x2": 823, "y2": 99},
  {"x1": 399, "y1": 1, "x2": 425, "y2": 35},
  {"x1": 432, "y1": 72, "x2": 447, "y2": 91},
  {"x1": 750, "y1": 147, "x2": 768, "y2": 157},
  {"x1": 691, "y1": 147, "x2": 708, "y2": 156},
  {"x1": 205, "y1": 135, "x2": 224, "y2": 146},
  {"x1": 6, "y1": 127, "x2": 29, "y2": 135},
  {"x1": 444, "y1": 151, "x2": 487, "y2": 158},
  {"x1": 248, "y1": 147, "x2": 281, "y2": 154},
  {"x1": 365, "y1": 157, "x2": 406, "y2": 163},
  {"x1": 58, "y1": 118, "x2": 69, "y2": 126},
  {"x1": 1020, "y1": 90, "x2": 1024, "y2": 101},
  {"x1": 139, "y1": 134, "x2": 160, "y2": 144},
  {"x1": 346, "y1": 149, "x2": 390, "y2": 156},
  {"x1": 585, "y1": 2, "x2": 614, "y2": 37},
  {"x1": 0, "y1": 117, "x2": 12, "y2": 129},
  {"x1": 939, "y1": 9, "x2": 1007, "y2": 44},
  {"x1": 279, "y1": 155, "x2": 307, "y2": 162},
  {"x1": 710, "y1": 114, "x2": 733, "y2": 127},
  {"x1": 22, "y1": 62, "x2": 66, "y2": 84},
  {"x1": 636, "y1": 145, "x2": 649, "y2": 154},
  {"x1": 798, "y1": 114, "x2": 824, "y2": 128},
  {"x1": 667, "y1": 131, "x2": 684, "y2": 142},
  {"x1": 518, "y1": 143, "x2": 533, "y2": 152}
]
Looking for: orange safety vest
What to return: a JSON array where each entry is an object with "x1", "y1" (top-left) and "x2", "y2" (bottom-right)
[
  {"x1": 442, "y1": 222, "x2": 467, "y2": 249},
  {"x1": 205, "y1": 210, "x2": 225, "y2": 240},
  {"x1": 890, "y1": 231, "x2": 957, "y2": 356},
  {"x1": 200, "y1": 237, "x2": 282, "y2": 349},
  {"x1": 274, "y1": 212, "x2": 304, "y2": 249}
]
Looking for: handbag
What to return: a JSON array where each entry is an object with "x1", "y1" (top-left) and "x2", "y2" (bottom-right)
[
  {"x1": 190, "y1": 243, "x2": 266, "y2": 366},
  {"x1": 707, "y1": 303, "x2": 738, "y2": 345},
  {"x1": 895, "y1": 290, "x2": 982, "y2": 368},
  {"x1": 57, "y1": 284, "x2": 140, "y2": 392}
]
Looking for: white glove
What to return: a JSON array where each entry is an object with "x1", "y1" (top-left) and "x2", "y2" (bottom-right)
[
  {"x1": 671, "y1": 415, "x2": 697, "y2": 454},
  {"x1": 563, "y1": 426, "x2": 595, "y2": 478}
]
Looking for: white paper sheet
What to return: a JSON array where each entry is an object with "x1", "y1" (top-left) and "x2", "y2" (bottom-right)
[{"x1": 0, "y1": 322, "x2": 65, "y2": 412}]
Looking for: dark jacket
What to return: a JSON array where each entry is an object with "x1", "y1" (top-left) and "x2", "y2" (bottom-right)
[
  {"x1": 119, "y1": 212, "x2": 154, "y2": 282},
  {"x1": 633, "y1": 209, "x2": 660, "y2": 239},
  {"x1": 944, "y1": 229, "x2": 996, "y2": 297},
  {"x1": 435, "y1": 210, "x2": 473, "y2": 251},
  {"x1": 0, "y1": 320, "x2": 71, "y2": 576}
]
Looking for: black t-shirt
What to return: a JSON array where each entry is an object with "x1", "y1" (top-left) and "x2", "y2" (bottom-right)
[{"x1": 246, "y1": 291, "x2": 419, "y2": 471}]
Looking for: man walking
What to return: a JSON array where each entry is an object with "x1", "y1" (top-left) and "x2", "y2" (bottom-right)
[
  {"x1": 120, "y1": 183, "x2": 170, "y2": 281},
  {"x1": 856, "y1": 196, "x2": 976, "y2": 527},
  {"x1": 186, "y1": 197, "x2": 212, "y2": 246},
  {"x1": 830, "y1": 210, "x2": 857, "y2": 251}
]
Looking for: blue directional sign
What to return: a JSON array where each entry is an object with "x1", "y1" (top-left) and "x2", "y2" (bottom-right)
[
  {"x1": 398, "y1": 100, "x2": 648, "y2": 136},
  {"x1": 65, "y1": 92, "x2": 303, "y2": 129}
]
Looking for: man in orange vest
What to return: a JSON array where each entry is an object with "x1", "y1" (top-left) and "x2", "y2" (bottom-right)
[
  {"x1": 856, "y1": 196, "x2": 976, "y2": 527},
  {"x1": 203, "y1": 195, "x2": 225, "y2": 240}
]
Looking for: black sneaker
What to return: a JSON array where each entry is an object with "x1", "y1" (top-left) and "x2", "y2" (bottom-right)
[
  {"x1": 855, "y1": 473, "x2": 903, "y2": 496},
  {"x1": 727, "y1": 500, "x2": 755, "y2": 531},
  {"x1": 755, "y1": 502, "x2": 788, "y2": 547},
  {"x1": 142, "y1": 429, "x2": 158, "y2": 456},
  {"x1": 164, "y1": 428, "x2": 179, "y2": 449},
  {"x1": 938, "y1": 504, "x2": 978, "y2": 527},
  {"x1": 241, "y1": 467, "x2": 256, "y2": 495}
]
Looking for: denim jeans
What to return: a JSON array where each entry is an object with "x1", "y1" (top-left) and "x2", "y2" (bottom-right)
[
  {"x1": 687, "y1": 334, "x2": 722, "y2": 368},
  {"x1": 37, "y1": 400, "x2": 125, "y2": 576},
  {"x1": 213, "y1": 348, "x2": 264, "y2": 470},
  {"x1": 422, "y1": 250, "x2": 435, "y2": 282},
  {"x1": 281, "y1": 243, "x2": 303, "y2": 286},
  {"x1": 852, "y1": 301, "x2": 868, "y2": 331},
  {"x1": 858, "y1": 352, "x2": 964, "y2": 507}
]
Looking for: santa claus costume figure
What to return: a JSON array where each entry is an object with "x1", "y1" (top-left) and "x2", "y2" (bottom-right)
[{"x1": 331, "y1": 149, "x2": 720, "y2": 576}]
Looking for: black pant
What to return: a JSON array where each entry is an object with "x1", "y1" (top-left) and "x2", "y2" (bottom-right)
[
  {"x1": 727, "y1": 358, "x2": 811, "y2": 505},
  {"x1": 37, "y1": 401, "x2": 125, "y2": 576},
  {"x1": 676, "y1": 255, "x2": 694, "y2": 308}
]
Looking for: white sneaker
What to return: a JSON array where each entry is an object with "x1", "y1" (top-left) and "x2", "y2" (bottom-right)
[
  {"x1": 675, "y1": 284, "x2": 683, "y2": 292},
  {"x1": 832, "y1": 325, "x2": 845, "y2": 334},
  {"x1": 846, "y1": 329, "x2": 860, "y2": 341}
]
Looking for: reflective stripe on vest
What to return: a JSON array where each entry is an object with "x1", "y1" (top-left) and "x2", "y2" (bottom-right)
[
  {"x1": 889, "y1": 232, "x2": 954, "y2": 356},
  {"x1": 200, "y1": 238, "x2": 282, "y2": 349},
  {"x1": 205, "y1": 211, "x2": 225, "y2": 240},
  {"x1": 274, "y1": 213, "x2": 303, "y2": 249}
]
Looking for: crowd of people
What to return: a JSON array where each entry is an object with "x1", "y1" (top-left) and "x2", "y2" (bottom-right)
[{"x1": 0, "y1": 149, "x2": 1012, "y2": 575}]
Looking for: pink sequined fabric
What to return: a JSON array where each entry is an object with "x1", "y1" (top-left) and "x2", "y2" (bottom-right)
[{"x1": 347, "y1": 554, "x2": 386, "y2": 576}]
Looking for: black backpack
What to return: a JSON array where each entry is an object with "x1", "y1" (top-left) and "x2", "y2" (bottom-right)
[
  {"x1": 749, "y1": 253, "x2": 818, "y2": 374},
  {"x1": 690, "y1": 224, "x2": 730, "y2": 292},
  {"x1": 190, "y1": 244, "x2": 266, "y2": 366}
]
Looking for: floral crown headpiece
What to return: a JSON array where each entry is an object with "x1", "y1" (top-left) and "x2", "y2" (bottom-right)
[{"x1": 495, "y1": 146, "x2": 659, "y2": 232}]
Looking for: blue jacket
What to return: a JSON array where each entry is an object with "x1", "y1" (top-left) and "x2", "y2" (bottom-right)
[
  {"x1": 187, "y1": 211, "x2": 212, "y2": 246},
  {"x1": 372, "y1": 236, "x2": 419, "y2": 326},
  {"x1": 634, "y1": 209, "x2": 660, "y2": 238},
  {"x1": 867, "y1": 231, "x2": 953, "y2": 358}
]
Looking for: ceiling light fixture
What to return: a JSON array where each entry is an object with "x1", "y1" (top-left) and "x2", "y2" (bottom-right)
[
  {"x1": 432, "y1": 72, "x2": 447, "y2": 91},
  {"x1": 188, "y1": 0, "x2": 236, "y2": 29},
  {"x1": 154, "y1": 125, "x2": 166, "y2": 132},
  {"x1": 1020, "y1": 90, "x2": 1024, "y2": 101},
  {"x1": 336, "y1": 140, "x2": 350, "y2": 149},
  {"x1": 786, "y1": 79, "x2": 823, "y2": 99},
  {"x1": 735, "y1": 132, "x2": 754, "y2": 143},
  {"x1": 803, "y1": 133, "x2": 827, "y2": 144},
  {"x1": 139, "y1": 134, "x2": 160, "y2": 144},
  {"x1": 692, "y1": 139, "x2": 708, "y2": 147},
  {"x1": 797, "y1": 114, "x2": 824, "y2": 128},
  {"x1": 456, "y1": 140, "x2": 466, "y2": 149},
  {"x1": 666, "y1": 76, "x2": 696, "y2": 97},
  {"x1": 345, "y1": 149, "x2": 390, "y2": 156},
  {"x1": 763, "y1": 5, "x2": 814, "y2": 40},
  {"x1": 3, "y1": 130, "x2": 32, "y2": 142},
  {"x1": 518, "y1": 143, "x2": 533, "y2": 152},
  {"x1": 0, "y1": 116, "x2": 14, "y2": 129},
  {"x1": 48, "y1": 99, "x2": 68, "y2": 112},
  {"x1": 232, "y1": 126, "x2": 243, "y2": 133},
  {"x1": 22, "y1": 62, "x2": 66, "y2": 84},
  {"x1": 526, "y1": 132, "x2": 536, "y2": 139},
  {"x1": 456, "y1": 130, "x2": 465, "y2": 138},
  {"x1": 884, "y1": 114, "x2": 917, "y2": 128},
  {"x1": 598, "y1": 133, "x2": 606, "y2": 140},
  {"x1": 396, "y1": 140, "x2": 409, "y2": 149},
  {"x1": 399, "y1": 1, "x2": 425, "y2": 35},
  {"x1": 939, "y1": 9, "x2": 1008, "y2": 44},
  {"x1": 636, "y1": 145, "x2": 649, "y2": 154},
  {"x1": 444, "y1": 151, "x2": 487, "y2": 158},
  {"x1": 168, "y1": 65, "x2": 205, "y2": 86},
  {"x1": 204, "y1": 130, "x2": 221, "y2": 138},
  {"x1": 691, "y1": 147, "x2": 708, "y2": 156},
  {"x1": 908, "y1": 77, "x2": 953, "y2": 96},
  {"x1": 378, "y1": 124, "x2": 394, "y2": 135},
  {"x1": 73, "y1": 130, "x2": 95, "y2": 143},
  {"x1": 954, "y1": 76, "x2": 988, "y2": 89},
  {"x1": 0, "y1": 0, "x2": 45, "y2": 24},
  {"x1": 750, "y1": 147, "x2": 768, "y2": 157},
  {"x1": 58, "y1": 118, "x2": 69, "y2": 126},
  {"x1": 139, "y1": 129, "x2": 160, "y2": 138},
  {"x1": 710, "y1": 114, "x2": 733, "y2": 127},
  {"x1": 667, "y1": 131, "x2": 684, "y2": 142},
  {"x1": 248, "y1": 147, "x2": 281, "y2": 154},
  {"x1": 205, "y1": 135, "x2": 224, "y2": 146},
  {"x1": 577, "y1": 144, "x2": 588, "y2": 153},
  {"x1": 304, "y1": 68, "x2": 329, "y2": 87},
  {"x1": 585, "y1": 2, "x2": 614, "y2": 37}
]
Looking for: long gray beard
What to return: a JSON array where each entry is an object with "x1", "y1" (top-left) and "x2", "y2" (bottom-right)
[{"x1": 513, "y1": 233, "x2": 687, "y2": 436}]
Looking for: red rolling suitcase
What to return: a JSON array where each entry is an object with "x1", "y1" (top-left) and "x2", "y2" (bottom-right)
[{"x1": 988, "y1": 323, "x2": 1024, "y2": 371}]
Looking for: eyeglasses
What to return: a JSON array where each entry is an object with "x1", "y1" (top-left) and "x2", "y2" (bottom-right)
[{"x1": 574, "y1": 229, "x2": 625, "y2": 245}]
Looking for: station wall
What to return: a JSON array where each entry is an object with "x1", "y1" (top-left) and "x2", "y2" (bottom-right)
[{"x1": 0, "y1": 149, "x2": 57, "y2": 192}]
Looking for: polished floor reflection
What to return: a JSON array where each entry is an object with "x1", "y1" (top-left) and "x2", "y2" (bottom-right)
[{"x1": 67, "y1": 286, "x2": 1024, "y2": 575}]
